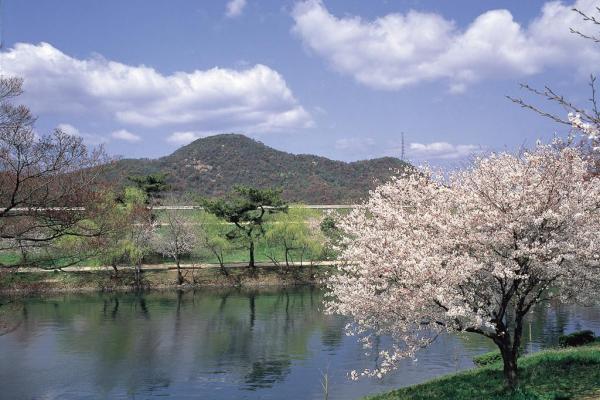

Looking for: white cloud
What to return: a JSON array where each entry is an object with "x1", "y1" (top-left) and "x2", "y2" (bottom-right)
[
  {"x1": 408, "y1": 142, "x2": 482, "y2": 160},
  {"x1": 225, "y1": 0, "x2": 247, "y2": 18},
  {"x1": 1, "y1": 42, "x2": 311, "y2": 136},
  {"x1": 111, "y1": 129, "x2": 141, "y2": 142},
  {"x1": 57, "y1": 123, "x2": 108, "y2": 146},
  {"x1": 166, "y1": 131, "x2": 212, "y2": 145},
  {"x1": 292, "y1": 0, "x2": 600, "y2": 91},
  {"x1": 57, "y1": 123, "x2": 79, "y2": 137}
]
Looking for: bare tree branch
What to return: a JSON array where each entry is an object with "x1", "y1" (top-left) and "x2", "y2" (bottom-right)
[{"x1": 0, "y1": 76, "x2": 111, "y2": 267}]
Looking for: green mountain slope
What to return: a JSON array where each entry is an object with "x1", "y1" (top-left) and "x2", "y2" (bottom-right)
[{"x1": 109, "y1": 134, "x2": 410, "y2": 204}]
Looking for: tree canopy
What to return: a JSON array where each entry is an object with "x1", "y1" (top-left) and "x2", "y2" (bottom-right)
[
  {"x1": 201, "y1": 186, "x2": 287, "y2": 268},
  {"x1": 127, "y1": 173, "x2": 169, "y2": 203},
  {"x1": 327, "y1": 144, "x2": 600, "y2": 388},
  {"x1": 264, "y1": 206, "x2": 324, "y2": 268},
  {"x1": 0, "y1": 77, "x2": 108, "y2": 264}
]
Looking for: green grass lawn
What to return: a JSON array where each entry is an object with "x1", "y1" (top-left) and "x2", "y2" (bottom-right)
[
  {"x1": 0, "y1": 240, "x2": 328, "y2": 269},
  {"x1": 366, "y1": 343, "x2": 600, "y2": 400}
]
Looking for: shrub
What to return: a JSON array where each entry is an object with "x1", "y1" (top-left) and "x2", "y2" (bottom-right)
[
  {"x1": 472, "y1": 350, "x2": 502, "y2": 367},
  {"x1": 559, "y1": 330, "x2": 596, "y2": 347}
]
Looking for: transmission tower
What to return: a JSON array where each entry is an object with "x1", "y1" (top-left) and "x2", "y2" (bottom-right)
[{"x1": 400, "y1": 132, "x2": 405, "y2": 161}]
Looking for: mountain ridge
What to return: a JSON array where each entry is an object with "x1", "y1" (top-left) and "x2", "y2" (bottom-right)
[{"x1": 109, "y1": 134, "x2": 410, "y2": 204}]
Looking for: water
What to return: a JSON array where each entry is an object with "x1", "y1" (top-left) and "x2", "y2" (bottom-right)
[{"x1": 0, "y1": 287, "x2": 599, "y2": 400}]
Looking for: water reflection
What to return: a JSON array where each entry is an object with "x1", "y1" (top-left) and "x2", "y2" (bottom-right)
[{"x1": 0, "y1": 287, "x2": 599, "y2": 400}]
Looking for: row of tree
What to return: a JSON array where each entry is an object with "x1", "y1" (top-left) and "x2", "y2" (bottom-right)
[
  {"x1": 154, "y1": 187, "x2": 330, "y2": 284},
  {"x1": 0, "y1": 76, "x2": 336, "y2": 283}
]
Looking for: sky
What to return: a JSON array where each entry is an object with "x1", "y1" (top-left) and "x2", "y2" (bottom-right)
[{"x1": 1, "y1": 0, "x2": 599, "y2": 165}]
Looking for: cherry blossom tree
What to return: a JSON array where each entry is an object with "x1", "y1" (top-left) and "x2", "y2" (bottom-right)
[
  {"x1": 153, "y1": 207, "x2": 198, "y2": 285},
  {"x1": 327, "y1": 144, "x2": 600, "y2": 388}
]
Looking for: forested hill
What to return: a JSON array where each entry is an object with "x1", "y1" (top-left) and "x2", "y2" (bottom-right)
[{"x1": 108, "y1": 134, "x2": 411, "y2": 204}]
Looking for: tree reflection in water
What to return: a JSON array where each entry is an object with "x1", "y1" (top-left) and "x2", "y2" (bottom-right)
[{"x1": 0, "y1": 288, "x2": 598, "y2": 400}]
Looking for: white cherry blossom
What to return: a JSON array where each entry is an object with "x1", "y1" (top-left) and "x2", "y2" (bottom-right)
[{"x1": 327, "y1": 144, "x2": 600, "y2": 387}]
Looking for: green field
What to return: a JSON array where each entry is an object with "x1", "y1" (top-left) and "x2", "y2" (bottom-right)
[{"x1": 0, "y1": 237, "x2": 326, "y2": 268}]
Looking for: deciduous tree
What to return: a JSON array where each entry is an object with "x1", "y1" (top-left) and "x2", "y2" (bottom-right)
[
  {"x1": 153, "y1": 207, "x2": 197, "y2": 285},
  {"x1": 197, "y1": 212, "x2": 232, "y2": 276},
  {"x1": 0, "y1": 77, "x2": 108, "y2": 266},
  {"x1": 97, "y1": 187, "x2": 152, "y2": 277},
  {"x1": 509, "y1": 6, "x2": 600, "y2": 172},
  {"x1": 264, "y1": 206, "x2": 323, "y2": 269},
  {"x1": 328, "y1": 145, "x2": 600, "y2": 389}
]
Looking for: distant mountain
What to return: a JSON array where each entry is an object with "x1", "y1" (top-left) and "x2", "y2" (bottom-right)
[{"x1": 108, "y1": 134, "x2": 411, "y2": 204}]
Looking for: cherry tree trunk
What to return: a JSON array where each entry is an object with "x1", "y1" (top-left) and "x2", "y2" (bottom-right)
[{"x1": 499, "y1": 343, "x2": 519, "y2": 389}]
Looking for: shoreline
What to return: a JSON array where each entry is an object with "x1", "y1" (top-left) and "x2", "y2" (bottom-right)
[
  {"x1": 0, "y1": 263, "x2": 333, "y2": 296},
  {"x1": 7, "y1": 260, "x2": 339, "y2": 273}
]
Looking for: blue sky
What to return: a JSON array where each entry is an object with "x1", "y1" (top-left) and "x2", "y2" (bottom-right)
[{"x1": 1, "y1": 0, "x2": 599, "y2": 164}]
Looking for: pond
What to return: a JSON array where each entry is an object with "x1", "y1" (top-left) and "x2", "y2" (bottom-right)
[{"x1": 1, "y1": 287, "x2": 599, "y2": 400}]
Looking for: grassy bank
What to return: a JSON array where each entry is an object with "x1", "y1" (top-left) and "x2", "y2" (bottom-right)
[
  {"x1": 0, "y1": 264, "x2": 333, "y2": 295},
  {"x1": 367, "y1": 343, "x2": 600, "y2": 400}
]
